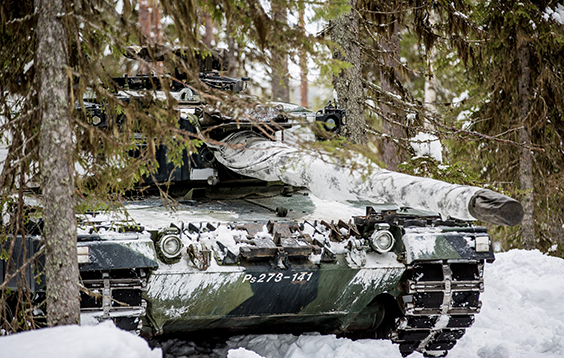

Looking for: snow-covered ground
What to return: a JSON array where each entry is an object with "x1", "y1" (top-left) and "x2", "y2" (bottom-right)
[{"x1": 2, "y1": 249, "x2": 563, "y2": 358}]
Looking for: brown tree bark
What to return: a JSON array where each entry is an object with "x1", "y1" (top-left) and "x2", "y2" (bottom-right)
[
  {"x1": 330, "y1": 0, "x2": 365, "y2": 145},
  {"x1": 152, "y1": 2, "x2": 162, "y2": 44},
  {"x1": 139, "y1": 0, "x2": 162, "y2": 44},
  {"x1": 271, "y1": 2, "x2": 289, "y2": 102},
  {"x1": 517, "y1": 39, "x2": 535, "y2": 249},
  {"x1": 202, "y1": 11, "x2": 214, "y2": 47},
  {"x1": 36, "y1": 0, "x2": 80, "y2": 326},
  {"x1": 299, "y1": 8, "x2": 308, "y2": 108},
  {"x1": 139, "y1": 0, "x2": 151, "y2": 42},
  {"x1": 226, "y1": 17, "x2": 238, "y2": 77},
  {"x1": 380, "y1": 17, "x2": 405, "y2": 170}
]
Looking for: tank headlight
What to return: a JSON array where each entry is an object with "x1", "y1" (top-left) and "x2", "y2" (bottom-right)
[
  {"x1": 92, "y1": 115, "x2": 102, "y2": 125},
  {"x1": 370, "y1": 230, "x2": 395, "y2": 253},
  {"x1": 323, "y1": 116, "x2": 337, "y2": 131},
  {"x1": 159, "y1": 235, "x2": 182, "y2": 258}
]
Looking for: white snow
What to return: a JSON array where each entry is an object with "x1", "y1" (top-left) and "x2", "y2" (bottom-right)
[
  {"x1": 222, "y1": 334, "x2": 402, "y2": 358},
  {"x1": 305, "y1": 195, "x2": 365, "y2": 221},
  {"x1": 452, "y1": 90, "x2": 469, "y2": 107},
  {"x1": 23, "y1": 60, "x2": 34, "y2": 74},
  {"x1": 228, "y1": 348, "x2": 266, "y2": 358},
  {"x1": 448, "y1": 249, "x2": 564, "y2": 358},
  {"x1": 0, "y1": 321, "x2": 161, "y2": 358},
  {"x1": 410, "y1": 132, "x2": 443, "y2": 162},
  {"x1": 544, "y1": 4, "x2": 564, "y2": 25},
  {"x1": 2, "y1": 249, "x2": 563, "y2": 358}
]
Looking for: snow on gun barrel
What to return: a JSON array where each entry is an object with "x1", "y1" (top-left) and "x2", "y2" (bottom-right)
[{"x1": 211, "y1": 130, "x2": 524, "y2": 226}]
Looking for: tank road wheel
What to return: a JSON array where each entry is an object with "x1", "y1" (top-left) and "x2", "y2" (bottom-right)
[{"x1": 342, "y1": 294, "x2": 402, "y2": 341}]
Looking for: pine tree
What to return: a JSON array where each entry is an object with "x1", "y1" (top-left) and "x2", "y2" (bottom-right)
[
  {"x1": 36, "y1": 0, "x2": 81, "y2": 326},
  {"x1": 330, "y1": 0, "x2": 366, "y2": 145},
  {"x1": 467, "y1": 1, "x2": 564, "y2": 253},
  {"x1": 270, "y1": 0, "x2": 290, "y2": 102}
]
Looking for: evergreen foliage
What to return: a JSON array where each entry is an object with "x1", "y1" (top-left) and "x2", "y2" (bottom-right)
[{"x1": 465, "y1": 1, "x2": 564, "y2": 255}]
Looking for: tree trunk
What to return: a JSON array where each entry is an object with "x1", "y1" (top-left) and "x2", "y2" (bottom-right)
[
  {"x1": 152, "y1": 1, "x2": 162, "y2": 45},
  {"x1": 380, "y1": 16, "x2": 405, "y2": 170},
  {"x1": 202, "y1": 11, "x2": 214, "y2": 47},
  {"x1": 36, "y1": 0, "x2": 80, "y2": 326},
  {"x1": 139, "y1": 0, "x2": 162, "y2": 44},
  {"x1": 271, "y1": 3, "x2": 289, "y2": 102},
  {"x1": 424, "y1": 11, "x2": 437, "y2": 130},
  {"x1": 424, "y1": 68, "x2": 437, "y2": 122},
  {"x1": 226, "y1": 18, "x2": 238, "y2": 77},
  {"x1": 139, "y1": 0, "x2": 151, "y2": 42},
  {"x1": 330, "y1": 0, "x2": 365, "y2": 145},
  {"x1": 139, "y1": 0, "x2": 161, "y2": 73},
  {"x1": 517, "y1": 39, "x2": 535, "y2": 249},
  {"x1": 299, "y1": 8, "x2": 308, "y2": 108}
]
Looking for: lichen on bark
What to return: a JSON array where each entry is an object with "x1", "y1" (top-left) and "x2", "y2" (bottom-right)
[
  {"x1": 330, "y1": 0, "x2": 366, "y2": 145},
  {"x1": 36, "y1": 0, "x2": 80, "y2": 326}
]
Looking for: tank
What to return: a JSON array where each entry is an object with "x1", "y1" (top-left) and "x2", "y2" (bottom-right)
[
  {"x1": 1, "y1": 47, "x2": 524, "y2": 358},
  {"x1": 1, "y1": 202, "x2": 498, "y2": 357}
]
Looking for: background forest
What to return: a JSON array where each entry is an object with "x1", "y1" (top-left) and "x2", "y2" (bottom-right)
[{"x1": 1, "y1": 0, "x2": 564, "y2": 331}]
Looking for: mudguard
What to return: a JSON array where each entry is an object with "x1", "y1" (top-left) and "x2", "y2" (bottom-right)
[
  {"x1": 77, "y1": 236, "x2": 158, "y2": 272},
  {"x1": 402, "y1": 227, "x2": 495, "y2": 264}
]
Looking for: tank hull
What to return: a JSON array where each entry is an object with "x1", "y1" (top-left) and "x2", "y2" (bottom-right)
[{"x1": 145, "y1": 254, "x2": 405, "y2": 335}]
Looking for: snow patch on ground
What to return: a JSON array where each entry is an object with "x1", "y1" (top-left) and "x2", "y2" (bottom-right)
[
  {"x1": 448, "y1": 249, "x2": 564, "y2": 358},
  {"x1": 281, "y1": 334, "x2": 401, "y2": 358},
  {"x1": 220, "y1": 334, "x2": 402, "y2": 358},
  {"x1": 228, "y1": 348, "x2": 265, "y2": 358},
  {"x1": 0, "y1": 321, "x2": 161, "y2": 358}
]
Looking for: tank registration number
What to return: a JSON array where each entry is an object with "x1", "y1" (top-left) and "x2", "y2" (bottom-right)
[{"x1": 242, "y1": 272, "x2": 314, "y2": 284}]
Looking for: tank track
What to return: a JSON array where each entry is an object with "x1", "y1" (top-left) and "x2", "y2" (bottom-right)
[
  {"x1": 391, "y1": 260, "x2": 485, "y2": 357},
  {"x1": 80, "y1": 269, "x2": 149, "y2": 333}
]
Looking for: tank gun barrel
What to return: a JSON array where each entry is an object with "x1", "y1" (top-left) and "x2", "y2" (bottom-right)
[{"x1": 212, "y1": 131, "x2": 524, "y2": 226}]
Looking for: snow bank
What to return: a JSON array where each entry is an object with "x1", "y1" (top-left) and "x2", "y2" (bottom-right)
[
  {"x1": 228, "y1": 348, "x2": 266, "y2": 358},
  {"x1": 448, "y1": 249, "x2": 564, "y2": 358},
  {"x1": 276, "y1": 334, "x2": 401, "y2": 358},
  {"x1": 0, "y1": 321, "x2": 161, "y2": 358},
  {"x1": 220, "y1": 334, "x2": 402, "y2": 358}
]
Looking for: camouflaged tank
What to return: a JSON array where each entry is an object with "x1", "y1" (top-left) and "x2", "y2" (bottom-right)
[
  {"x1": 1, "y1": 47, "x2": 524, "y2": 358},
  {"x1": 65, "y1": 198, "x2": 497, "y2": 358},
  {"x1": 2, "y1": 195, "x2": 505, "y2": 357}
]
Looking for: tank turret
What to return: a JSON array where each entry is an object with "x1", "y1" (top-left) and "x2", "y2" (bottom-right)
[{"x1": 83, "y1": 46, "x2": 524, "y2": 227}]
